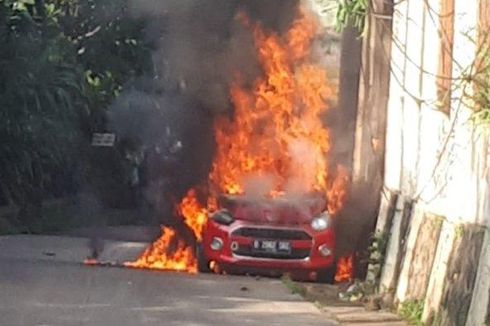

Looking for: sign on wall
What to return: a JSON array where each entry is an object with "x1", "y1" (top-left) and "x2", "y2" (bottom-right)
[{"x1": 91, "y1": 133, "x2": 116, "y2": 147}]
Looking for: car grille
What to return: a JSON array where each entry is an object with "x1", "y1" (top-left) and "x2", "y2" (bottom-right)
[
  {"x1": 231, "y1": 227, "x2": 312, "y2": 241},
  {"x1": 231, "y1": 227, "x2": 312, "y2": 260},
  {"x1": 234, "y1": 246, "x2": 311, "y2": 260}
]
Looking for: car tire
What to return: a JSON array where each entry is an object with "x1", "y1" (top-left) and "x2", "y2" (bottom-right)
[
  {"x1": 196, "y1": 243, "x2": 211, "y2": 273},
  {"x1": 316, "y1": 265, "x2": 336, "y2": 284}
]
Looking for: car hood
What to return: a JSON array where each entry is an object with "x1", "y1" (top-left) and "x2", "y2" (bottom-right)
[{"x1": 219, "y1": 194, "x2": 327, "y2": 225}]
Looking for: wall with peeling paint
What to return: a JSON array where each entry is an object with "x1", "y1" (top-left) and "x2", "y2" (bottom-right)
[{"x1": 371, "y1": 0, "x2": 490, "y2": 325}]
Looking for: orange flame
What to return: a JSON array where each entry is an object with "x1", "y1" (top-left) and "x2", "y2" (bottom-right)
[
  {"x1": 124, "y1": 227, "x2": 197, "y2": 274},
  {"x1": 210, "y1": 11, "x2": 337, "y2": 200},
  {"x1": 178, "y1": 189, "x2": 208, "y2": 242},
  {"x1": 127, "y1": 8, "x2": 350, "y2": 275},
  {"x1": 327, "y1": 166, "x2": 350, "y2": 215},
  {"x1": 335, "y1": 255, "x2": 354, "y2": 283}
]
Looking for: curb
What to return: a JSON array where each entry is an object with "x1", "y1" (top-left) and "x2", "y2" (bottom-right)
[{"x1": 283, "y1": 281, "x2": 407, "y2": 326}]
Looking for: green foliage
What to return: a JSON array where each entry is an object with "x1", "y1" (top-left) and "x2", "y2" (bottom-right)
[
  {"x1": 335, "y1": 0, "x2": 368, "y2": 33},
  {"x1": 365, "y1": 230, "x2": 389, "y2": 283},
  {"x1": 468, "y1": 42, "x2": 490, "y2": 125},
  {"x1": 0, "y1": 0, "x2": 85, "y2": 217},
  {"x1": 0, "y1": 0, "x2": 151, "y2": 228},
  {"x1": 55, "y1": 0, "x2": 152, "y2": 209},
  {"x1": 342, "y1": 231, "x2": 389, "y2": 304},
  {"x1": 455, "y1": 224, "x2": 465, "y2": 240},
  {"x1": 56, "y1": 0, "x2": 152, "y2": 118},
  {"x1": 399, "y1": 300, "x2": 424, "y2": 326}
]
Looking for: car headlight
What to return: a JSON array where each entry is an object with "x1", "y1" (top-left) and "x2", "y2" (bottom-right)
[
  {"x1": 311, "y1": 212, "x2": 331, "y2": 231},
  {"x1": 211, "y1": 210, "x2": 235, "y2": 225}
]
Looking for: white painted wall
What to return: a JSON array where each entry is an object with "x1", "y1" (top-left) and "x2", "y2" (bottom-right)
[
  {"x1": 379, "y1": 0, "x2": 489, "y2": 323},
  {"x1": 383, "y1": 0, "x2": 487, "y2": 224},
  {"x1": 379, "y1": 196, "x2": 405, "y2": 292},
  {"x1": 416, "y1": 0, "x2": 450, "y2": 216},
  {"x1": 467, "y1": 229, "x2": 490, "y2": 326},
  {"x1": 395, "y1": 204, "x2": 425, "y2": 303},
  {"x1": 384, "y1": 0, "x2": 407, "y2": 191},
  {"x1": 430, "y1": 0, "x2": 478, "y2": 224},
  {"x1": 422, "y1": 219, "x2": 456, "y2": 321}
]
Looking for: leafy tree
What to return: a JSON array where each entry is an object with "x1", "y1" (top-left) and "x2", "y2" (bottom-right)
[
  {"x1": 335, "y1": 0, "x2": 368, "y2": 33},
  {"x1": 0, "y1": 0, "x2": 152, "y2": 229},
  {"x1": 55, "y1": 0, "x2": 152, "y2": 132},
  {"x1": 0, "y1": 0, "x2": 85, "y2": 226},
  {"x1": 54, "y1": 0, "x2": 152, "y2": 210}
]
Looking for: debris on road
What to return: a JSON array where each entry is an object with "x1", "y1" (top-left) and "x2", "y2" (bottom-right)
[
  {"x1": 42, "y1": 251, "x2": 56, "y2": 257},
  {"x1": 83, "y1": 258, "x2": 120, "y2": 268}
]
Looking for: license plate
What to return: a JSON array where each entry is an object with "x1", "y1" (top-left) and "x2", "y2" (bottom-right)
[{"x1": 252, "y1": 240, "x2": 291, "y2": 254}]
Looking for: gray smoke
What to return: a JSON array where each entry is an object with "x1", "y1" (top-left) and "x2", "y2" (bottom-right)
[
  {"x1": 107, "y1": 0, "x2": 300, "y2": 223},
  {"x1": 127, "y1": 0, "x2": 300, "y2": 115}
]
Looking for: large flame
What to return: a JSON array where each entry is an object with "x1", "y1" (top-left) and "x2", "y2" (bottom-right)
[
  {"x1": 128, "y1": 8, "x2": 350, "y2": 277},
  {"x1": 210, "y1": 13, "x2": 334, "y2": 198},
  {"x1": 178, "y1": 189, "x2": 207, "y2": 242},
  {"x1": 124, "y1": 227, "x2": 197, "y2": 273}
]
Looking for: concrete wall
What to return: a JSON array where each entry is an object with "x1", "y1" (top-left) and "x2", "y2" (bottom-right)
[{"x1": 373, "y1": 0, "x2": 490, "y2": 324}]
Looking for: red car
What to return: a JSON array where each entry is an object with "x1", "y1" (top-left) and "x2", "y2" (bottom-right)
[{"x1": 196, "y1": 193, "x2": 336, "y2": 283}]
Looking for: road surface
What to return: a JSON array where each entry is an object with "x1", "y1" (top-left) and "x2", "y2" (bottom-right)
[{"x1": 0, "y1": 234, "x2": 337, "y2": 326}]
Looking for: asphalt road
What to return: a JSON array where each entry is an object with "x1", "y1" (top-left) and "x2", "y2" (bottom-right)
[{"x1": 0, "y1": 235, "x2": 337, "y2": 326}]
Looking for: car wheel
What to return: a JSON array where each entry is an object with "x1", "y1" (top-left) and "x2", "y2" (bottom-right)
[
  {"x1": 316, "y1": 265, "x2": 336, "y2": 284},
  {"x1": 196, "y1": 243, "x2": 211, "y2": 273}
]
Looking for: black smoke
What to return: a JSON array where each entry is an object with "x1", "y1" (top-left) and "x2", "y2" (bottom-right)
[{"x1": 108, "y1": 0, "x2": 300, "y2": 223}]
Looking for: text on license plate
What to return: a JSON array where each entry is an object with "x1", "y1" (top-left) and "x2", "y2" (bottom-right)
[{"x1": 252, "y1": 240, "x2": 291, "y2": 253}]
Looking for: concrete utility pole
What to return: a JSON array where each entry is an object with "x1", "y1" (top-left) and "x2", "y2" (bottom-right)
[
  {"x1": 352, "y1": 0, "x2": 394, "y2": 211},
  {"x1": 348, "y1": 0, "x2": 394, "y2": 278},
  {"x1": 337, "y1": 24, "x2": 362, "y2": 172}
]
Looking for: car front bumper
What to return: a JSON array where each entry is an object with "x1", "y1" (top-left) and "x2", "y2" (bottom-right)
[{"x1": 201, "y1": 219, "x2": 336, "y2": 272}]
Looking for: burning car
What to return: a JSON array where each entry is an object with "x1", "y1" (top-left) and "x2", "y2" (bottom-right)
[
  {"x1": 197, "y1": 193, "x2": 336, "y2": 283},
  {"x1": 125, "y1": 8, "x2": 352, "y2": 283}
]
